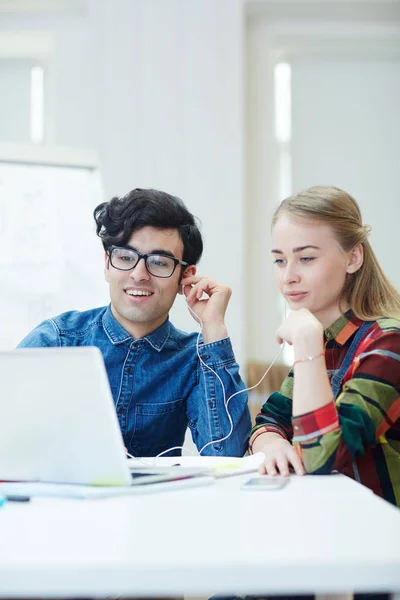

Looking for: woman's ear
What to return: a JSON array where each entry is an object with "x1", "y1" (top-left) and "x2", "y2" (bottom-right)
[{"x1": 346, "y1": 243, "x2": 364, "y2": 274}]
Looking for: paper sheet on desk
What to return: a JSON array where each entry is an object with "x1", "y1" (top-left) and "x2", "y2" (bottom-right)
[
  {"x1": 131, "y1": 452, "x2": 265, "y2": 477},
  {"x1": 0, "y1": 476, "x2": 214, "y2": 499}
]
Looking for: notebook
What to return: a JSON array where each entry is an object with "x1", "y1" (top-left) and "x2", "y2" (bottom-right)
[{"x1": 0, "y1": 347, "x2": 210, "y2": 490}]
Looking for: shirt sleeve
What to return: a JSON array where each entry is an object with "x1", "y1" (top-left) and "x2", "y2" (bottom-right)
[
  {"x1": 17, "y1": 319, "x2": 61, "y2": 348},
  {"x1": 248, "y1": 372, "x2": 295, "y2": 451},
  {"x1": 292, "y1": 329, "x2": 400, "y2": 475},
  {"x1": 186, "y1": 337, "x2": 251, "y2": 457}
]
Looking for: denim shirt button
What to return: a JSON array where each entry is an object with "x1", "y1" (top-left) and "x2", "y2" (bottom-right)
[
  {"x1": 208, "y1": 401, "x2": 214, "y2": 409},
  {"x1": 127, "y1": 367, "x2": 132, "y2": 374},
  {"x1": 200, "y1": 354, "x2": 210, "y2": 361},
  {"x1": 117, "y1": 406, "x2": 124, "y2": 414}
]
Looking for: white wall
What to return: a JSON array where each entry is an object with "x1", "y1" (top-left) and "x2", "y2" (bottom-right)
[
  {"x1": 0, "y1": 59, "x2": 33, "y2": 142},
  {"x1": 246, "y1": 14, "x2": 282, "y2": 364},
  {"x1": 87, "y1": 0, "x2": 245, "y2": 361},
  {"x1": 0, "y1": 0, "x2": 246, "y2": 365},
  {"x1": 246, "y1": 1, "x2": 400, "y2": 363},
  {"x1": 291, "y1": 56, "x2": 400, "y2": 289}
]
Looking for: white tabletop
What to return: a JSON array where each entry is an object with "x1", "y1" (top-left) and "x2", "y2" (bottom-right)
[{"x1": 0, "y1": 472, "x2": 399, "y2": 598}]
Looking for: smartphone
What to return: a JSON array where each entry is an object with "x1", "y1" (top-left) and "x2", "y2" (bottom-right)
[{"x1": 241, "y1": 476, "x2": 289, "y2": 491}]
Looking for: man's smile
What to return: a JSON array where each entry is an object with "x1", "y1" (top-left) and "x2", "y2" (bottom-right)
[{"x1": 124, "y1": 287, "x2": 154, "y2": 299}]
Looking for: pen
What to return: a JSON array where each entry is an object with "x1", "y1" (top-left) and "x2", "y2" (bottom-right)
[{"x1": 5, "y1": 495, "x2": 31, "y2": 502}]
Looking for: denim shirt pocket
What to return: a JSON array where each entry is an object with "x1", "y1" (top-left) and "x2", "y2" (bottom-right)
[{"x1": 129, "y1": 398, "x2": 186, "y2": 455}]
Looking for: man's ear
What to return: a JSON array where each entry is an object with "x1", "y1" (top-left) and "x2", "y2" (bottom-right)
[
  {"x1": 178, "y1": 265, "x2": 196, "y2": 294},
  {"x1": 183, "y1": 265, "x2": 196, "y2": 278},
  {"x1": 346, "y1": 243, "x2": 364, "y2": 274},
  {"x1": 104, "y1": 251, "x2": 110, "y2": 283}
]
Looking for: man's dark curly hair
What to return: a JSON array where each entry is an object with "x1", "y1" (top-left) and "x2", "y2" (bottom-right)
[{"x1": 93, "y1": 188, "x2": 203, "y2": 266}]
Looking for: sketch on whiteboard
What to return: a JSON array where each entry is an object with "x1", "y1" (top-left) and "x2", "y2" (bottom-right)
[{"x1": 0, "y1": 160, "x2": 109, "y2": 349}]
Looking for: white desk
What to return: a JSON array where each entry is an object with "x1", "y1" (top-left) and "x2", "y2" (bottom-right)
[{"x1": 0, "y1": 473, "x2": 399, "y2": 599}]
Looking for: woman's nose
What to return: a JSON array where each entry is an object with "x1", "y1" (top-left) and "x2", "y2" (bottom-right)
[{"x1": 284, "y1": 263, "x2": 300, "y2": 285}]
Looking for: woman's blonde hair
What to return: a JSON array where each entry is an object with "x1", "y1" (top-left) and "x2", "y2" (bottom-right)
[{"x1": 272, "y1": 185, "x2": 400, "y2": 321}]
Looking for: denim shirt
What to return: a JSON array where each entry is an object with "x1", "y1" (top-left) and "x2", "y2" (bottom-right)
[{"x1": 18, "y1": 305, "x2": 251, "y2": 457}]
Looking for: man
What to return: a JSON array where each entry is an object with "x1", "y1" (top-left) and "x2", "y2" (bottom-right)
[{"x1": 18, "y1": 188, "x2": 251, "y2": 457}]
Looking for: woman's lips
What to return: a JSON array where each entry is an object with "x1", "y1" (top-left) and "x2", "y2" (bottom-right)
[{"x1": 286, "y1": 292, "x2": 308, "y2": 302}]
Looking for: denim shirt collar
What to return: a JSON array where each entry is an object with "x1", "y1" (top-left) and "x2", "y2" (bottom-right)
[
  {"x1": 102, "y1": 304, "x2": 171, "y2": 351},
  {"x1": 144, "y1": 319, "x2": 171, "y2": 351}
]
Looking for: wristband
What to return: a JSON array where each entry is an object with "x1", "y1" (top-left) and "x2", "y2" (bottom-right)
[{"x1": 294, "y1": 351, "x2": 325, "y2": 365}]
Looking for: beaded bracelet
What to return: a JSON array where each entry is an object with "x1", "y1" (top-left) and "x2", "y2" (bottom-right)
[{"x1": 293, "y1": 351, "x2": 325, "y2": 365}]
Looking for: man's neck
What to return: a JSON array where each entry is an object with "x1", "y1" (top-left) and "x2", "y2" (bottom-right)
[{"x1": 110, "y1": 305, "x2": 168, "y2": 339}]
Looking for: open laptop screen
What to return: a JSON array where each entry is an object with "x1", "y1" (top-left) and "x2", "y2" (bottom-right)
[{"x1": 0, "y1": 347, "x2": 132, "y2": 486}]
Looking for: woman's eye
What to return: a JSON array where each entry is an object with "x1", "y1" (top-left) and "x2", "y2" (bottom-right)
[
  {"x1": 300, "y1": 257, "x2": 315, "y2": 263},
  {"x1": 273, "y1": 258, "x2": 286, "y2": 265}
]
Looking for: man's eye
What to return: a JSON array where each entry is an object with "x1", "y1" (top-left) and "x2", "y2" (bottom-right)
[
  {"x1": 149, "y1": 256, "x2": 169, "y2": 267},
  {"x1": 120, "y1": 254, "x2": 135, "y2": 262}
]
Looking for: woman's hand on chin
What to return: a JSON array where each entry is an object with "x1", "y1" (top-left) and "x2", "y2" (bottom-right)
[{"x1": 276, "y1": 308, "x2": 323, "y2": 348}]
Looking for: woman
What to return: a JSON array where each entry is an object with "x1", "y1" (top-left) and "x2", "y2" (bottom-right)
[{"x1": 250, "y1": 185, "x2": 400, "y2": 508}]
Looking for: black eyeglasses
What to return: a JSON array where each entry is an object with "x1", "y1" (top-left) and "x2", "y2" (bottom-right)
[{"x1": 108, "y1": 246, "x2": 188, "y2": 278}]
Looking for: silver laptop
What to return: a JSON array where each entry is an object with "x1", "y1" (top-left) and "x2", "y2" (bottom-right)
[{"x1": 0, "y1": 347, "x2": 207, "y2": 487}]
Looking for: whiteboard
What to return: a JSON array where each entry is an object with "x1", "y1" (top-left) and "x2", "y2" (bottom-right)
[{"x1": 0, "y1": 160, "x2": 109, "y2": 349}]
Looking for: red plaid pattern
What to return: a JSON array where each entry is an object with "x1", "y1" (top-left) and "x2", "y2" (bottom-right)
[{"x1": 292, "y1": 401, "x2": 340, "y2": 443}]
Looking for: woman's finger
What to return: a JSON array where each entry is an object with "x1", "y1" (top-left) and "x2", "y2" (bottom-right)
[
  {"x1": 263, "y1": 457, "x2": 279, "y2": 476},
  {"x1": 288, "y1": 447, "x2": 305, "y2": 476},
  {"x1": 275, "y1": 453, "x2": 290, "y2": 477}
]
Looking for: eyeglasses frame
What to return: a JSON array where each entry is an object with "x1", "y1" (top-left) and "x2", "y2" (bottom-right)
[{"x1": 108, "y1": 245, "x2": 188, "y2": 279}]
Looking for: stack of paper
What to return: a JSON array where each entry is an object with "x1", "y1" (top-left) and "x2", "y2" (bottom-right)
[{"x1": 129, "y1": 452, "x2": 265, "y2": 477}]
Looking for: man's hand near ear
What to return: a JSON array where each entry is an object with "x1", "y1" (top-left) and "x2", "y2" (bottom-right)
[{"x1": 180, "y1": 276, "x2": 231, "y2": 344}]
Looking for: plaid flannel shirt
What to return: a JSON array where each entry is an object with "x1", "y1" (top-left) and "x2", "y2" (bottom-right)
[{"x1": 249, "y1": 311, "x2": 400, "y2": 507}]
